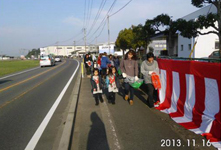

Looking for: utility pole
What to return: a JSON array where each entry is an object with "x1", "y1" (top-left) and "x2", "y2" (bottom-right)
[
  {"x1": 96, "y1": 37, "x2": 98, "y2": 54},
  {"x1": 107, "y1": 15, "x2": 110, "y2": 54},
  {"x1": 73, "y1": 41, "x2": 76, "y2": 51},
  {"x1": 84, "y1": 28, "x2": 87, "y2": 53},
  {"x1": 168, "y1": 16, "x2": 173, "y2": 56},
  {"x1": 56, "y1": 41, "x2": 58, "y2": 56}
]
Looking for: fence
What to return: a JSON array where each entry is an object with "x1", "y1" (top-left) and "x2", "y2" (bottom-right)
[{"x1": 156, "y1": 58, "x2": 221, "y2": 149}]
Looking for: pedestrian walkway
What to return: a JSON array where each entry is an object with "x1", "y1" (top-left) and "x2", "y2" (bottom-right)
[{"x1": 70, "y1": 77, "x2": 216, "y2": 150}]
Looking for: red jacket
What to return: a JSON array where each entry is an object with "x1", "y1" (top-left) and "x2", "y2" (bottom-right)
[{"x1": 97, "y1": 57, "x2": 101, "y2": 65}]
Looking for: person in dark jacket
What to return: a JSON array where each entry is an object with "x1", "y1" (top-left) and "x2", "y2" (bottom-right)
[
  {"x1": 90, "y1": 68, "x2": 104, "y2": 105},
  {"x1": 84, "y1": 54, "x2": 93, "y2": 78},
  {"x1": 100, "y1": 52, "x2": 110, "y2": 78},
  {"x1": 113, "y1": 54, "x2": 120, "y2": 69},
  {"x1": 105, "y1": 66, "x2": 120, "y2": 104}
]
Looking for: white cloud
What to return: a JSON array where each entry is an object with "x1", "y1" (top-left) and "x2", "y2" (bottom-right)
[{"x1": 62, "y1": 16, "x2": 83, "y2": 27}]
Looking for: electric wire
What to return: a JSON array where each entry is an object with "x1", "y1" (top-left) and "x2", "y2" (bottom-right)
[
  {"x1": 88, "y1": 20, "x2": 107, "y2": 44},
  {"x1": 109, "y1": 0, "x2": 133, "y2": 17},
  {"x1": 86, "y1": 0, "x2": 107, "y2": 36},
  {"x1": 86, "y1": 0, "x2": 94, "y2": 29},
  {"x1": 87, "y1": 0, "x2": 117, "y2": 40},
  {"x1": 85, "y1": 0, "x2": 91, "y2": 27},
  {"x1": 83, "y1": 0, "x2": 87, "y2": 28}
]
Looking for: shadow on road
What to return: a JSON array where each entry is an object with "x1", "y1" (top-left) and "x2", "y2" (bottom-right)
[
  {"x1": 87, "y1": 112, "x2": 110, "y2": 150},
  {"x1": 0, "y1": 80, "x2": 12, "y2": 84}
]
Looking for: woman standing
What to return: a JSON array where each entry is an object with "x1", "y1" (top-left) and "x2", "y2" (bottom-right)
[
  {"x1": 120, "y1": 50, "x2": 139, "y2": 105},
  {"x1": 141, "y1": 52, "x2": 159, "y2": 108}
]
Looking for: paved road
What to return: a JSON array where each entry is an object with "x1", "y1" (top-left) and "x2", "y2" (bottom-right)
[
  {"x1": 0, "y1": 59, "x2": 79, "y2": 150},
  {"x1": 71, "y1": 78, "x2": 216, "y2": 150}
]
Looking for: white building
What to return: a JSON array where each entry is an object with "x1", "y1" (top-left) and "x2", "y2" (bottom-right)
[
  {"x1": 40, "y1": 45, "x2": 98, "y2": 56},
  {"x1": 178, "y1": 4, "x2": 218, "y2": 58},
  {"x1": 147, "y1": 39, "x2": 167, "y2": 56},
  {"x1": 98, "y1": 42, "x2": 115, "y2": 54}
]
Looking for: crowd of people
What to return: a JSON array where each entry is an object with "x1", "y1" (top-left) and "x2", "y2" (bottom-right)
[{"x1": 84, "y1": 50, "x2": 160, "y2": 108}]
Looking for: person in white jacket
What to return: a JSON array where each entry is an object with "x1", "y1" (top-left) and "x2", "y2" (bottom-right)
[{"x1": 141, "y1": 52, "x2": 159, "y2": 108}]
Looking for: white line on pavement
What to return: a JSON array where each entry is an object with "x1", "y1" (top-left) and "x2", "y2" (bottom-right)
[
  {"x1": 100, "y1": 97, "x2": 121, "y2": 150},
  {"x1": 0, "y1": 67, "x2": 40, "y2": 80},
  {"x1": 24, "y1": 60, "x2": 79, "y2": 150}
]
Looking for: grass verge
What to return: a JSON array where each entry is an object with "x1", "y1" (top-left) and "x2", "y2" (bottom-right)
[{"x1": 0, "y1": 60, "x2": 39, "y2": 77}]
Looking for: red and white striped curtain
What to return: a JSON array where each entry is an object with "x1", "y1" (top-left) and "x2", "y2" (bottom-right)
[{"x1": 156, "y1": 58, "x2": 221, "y2": 149}]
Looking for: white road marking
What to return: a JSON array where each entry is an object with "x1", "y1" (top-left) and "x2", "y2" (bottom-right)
[
  {"x1": 24, "y1": 60, "x2": 79, "y2": 150},
  {"x1": 0, "y1": 67, "x2": 40, "y2": 80},
  {"x1": 100, "y1": 96, "x2": 121, "y2": 150}
]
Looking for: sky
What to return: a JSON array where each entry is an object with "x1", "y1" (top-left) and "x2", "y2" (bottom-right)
[{"x1": 0, "y1": 0, "x2": 199, "y2": 56}]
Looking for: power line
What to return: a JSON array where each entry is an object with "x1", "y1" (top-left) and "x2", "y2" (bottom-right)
[
  {"x1": 85, "y1": 0, "x2": 91, "y2": 27},
  {"x1": 87, "y1": 0, "x2": 107, "y2": 36},
  {"x1": 109, "y1": 0, "x2": 133, "y2": 17},
  {"x1": 86, "y1": 0, "x2": 94, "y2": 28},
  {"x1": 83, "y1": 0, "x2": 87, "y2": 27},
  {"x1": 87, "y1": 0, "x2": 117, "y2": 38},
  {"x1": 88, "y1": 20, "x2": 107, "y2": 44},
  {"x1": 87, "y1": 0, "x2": 117, "y2": 40},
  {"x1": 58, "y1": 30, "x2": 83, "y2": 44}
]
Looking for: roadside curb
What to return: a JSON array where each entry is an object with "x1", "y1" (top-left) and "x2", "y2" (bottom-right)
[{"x1": 57, "y1": 61, "x2": 82, "y2": 150}]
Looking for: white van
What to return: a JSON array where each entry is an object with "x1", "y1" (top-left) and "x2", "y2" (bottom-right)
[{"x1": 40, "y1": 55, "x2": 55, "y2": 67}]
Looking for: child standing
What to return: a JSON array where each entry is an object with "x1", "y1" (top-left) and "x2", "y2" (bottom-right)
[
  {"x1": 106, "y1": 66, "x2": 120, "y2": 104},
  {"x1": 91, "y1": 68, "x2": 104, "y2": 105}
]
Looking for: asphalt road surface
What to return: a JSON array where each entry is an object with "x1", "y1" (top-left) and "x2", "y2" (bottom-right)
[
  {"x1": 71, "y1": 78, "x2": 216, "y2": 150},
  {"x1": 0, "y1": 59, "x2": 79, "y2": 150}
]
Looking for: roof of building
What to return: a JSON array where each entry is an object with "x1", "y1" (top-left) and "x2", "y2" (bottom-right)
[{"x1": 182, "y1": 4, "x2": 217, "y2": 21}]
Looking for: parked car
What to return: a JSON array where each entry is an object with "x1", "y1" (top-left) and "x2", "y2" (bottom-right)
[
  {"x1": 209, "y1": 50, "x2": 220, "y2": 59},
  {"x1": 55, "y1": 56, "x2": 61, "y2": 62},
  {"x1": 40, "y1": 55, "x2": 55, "y2": 67}
]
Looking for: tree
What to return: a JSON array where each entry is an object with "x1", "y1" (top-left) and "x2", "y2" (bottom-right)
[
  {"x1": 131, "y1": 24, "x2": 152, "y2": 50},
  {"x1": 26, "y1": 48, "x2": 40, "y2": 58},
  {"x1": 176, "y1": 0, "x2": 221, "y2": 55},
  {"x1": 115, "y1": 28, "x2": 134, "y2": 56},
  {"x1": 115, "y1": 14, "x2": 175, "y2": 57},
  {"x1": 144, "y1": 14, "x2": 177, "y2": 55}
]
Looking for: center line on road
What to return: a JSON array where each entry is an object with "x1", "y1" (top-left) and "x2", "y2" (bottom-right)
[
  {"x1": 0, "y1": 60, "x2": 66, "y2": 93},
  {"x1": 24, "y1": 60, "x2": 79, "y2": 150}
]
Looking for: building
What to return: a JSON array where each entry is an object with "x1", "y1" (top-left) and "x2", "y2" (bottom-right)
[
  {"x1": 178, "y1": 4, "x2": 218, "y2": 58},
  {"x1": 98, "y1": 42, "x2": 115, "y2": 54},
  {"x1": 147, "y1": 38, "x2": 167, "y2": 56},
  {"x1": 40, "y1": 42, "x2": 116, "y2": 56},
  {"x1": 40, "y1": 45, "x2": 98, "y2": 56},
  {"x1": 150, "y1": 4, "x2": 218, "y2": 58}
]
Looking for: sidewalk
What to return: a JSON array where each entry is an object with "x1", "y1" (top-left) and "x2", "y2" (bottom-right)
[{"x1": 70, "y1": 76, "x2": 216, "y2": 150}]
